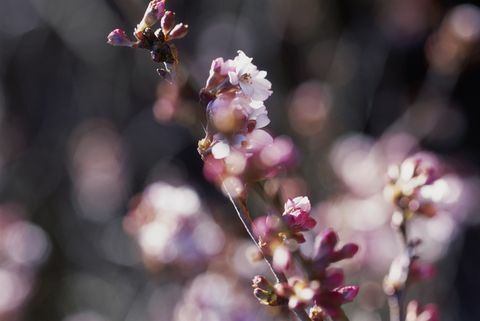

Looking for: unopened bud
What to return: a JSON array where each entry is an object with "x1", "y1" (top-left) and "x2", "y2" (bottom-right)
[
  {"x1": 320, "y1": 228, "x2": 338, "y2": 249},
  {"x1": 168, "y1": 23, "x2": 189, "y2": 40},
  {"x1": 338, "y1": 243, "x2": 359, "y2": 259},
  {"x1": 161, "y1": 11, "x2": 176, "y2": 34},
  {"x1": 252, "y1": 275, "x2": 272, "y2": 290},
  {"x1": 137, "y1": 0, "x2": 166, "y2": 32},
  {"x1": 144, "y1": 0, "x2": 165, "y2": 26},
  {"x1": 107, "y1": 29, "x2": 134, "y2": 47}
]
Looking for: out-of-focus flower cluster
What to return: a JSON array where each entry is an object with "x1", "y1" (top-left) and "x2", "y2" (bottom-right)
[
  {"x1": 0, "y1": 205, "x2": 50, "y2": 319},
  {"x1": 384, "y1": 154, "x2": 441, "y2": 221},
  {"x1": 198, "y1": 51, "x2": 295, "y2": 197},
  {"x1": 107, "y1": 0, "x2": 188, "y2": 79},
  {"x1": 124, "y1": 182, "x2": 224, "y2": 269},
  {"x1": 383, "y1": 241, "x2": 435, "y2": 296},
  {"x1": 251, "y1": 197, "x2": 359, "y2": 321},
  {"x1": 174, "y1": 272, "x2": 271, "y2": 321},
  {"x1": 320, "y1": 133, "x2": 475, "y2": 268}
]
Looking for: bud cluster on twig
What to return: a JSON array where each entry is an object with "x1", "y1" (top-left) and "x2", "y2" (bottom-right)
[
  {"x1": 107, "y1": 0, "x2": 188, "y2": 81},
  {"x1": 383, "y1": 154, "x2": 441, "y2": 321}
]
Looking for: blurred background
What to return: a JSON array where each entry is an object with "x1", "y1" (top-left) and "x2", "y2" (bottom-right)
[{"x1": 1, "y1": 0, "x2": 480, "y2": 320}]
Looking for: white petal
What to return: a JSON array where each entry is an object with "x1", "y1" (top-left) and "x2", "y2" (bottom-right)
[
  {"x1": 228, "y1": 71, "x2": 239, "y2": 85},
  {"x1": 239, "y1": 82, "x2": 254, "y2": 97},
  {"x1": 254, "y1": 114, "x2": 270, "y2": 128},
  {"x1": 212, "y1": 141, "x2": 230, "y2": 159},
  {"x1": 250, "y1": 100, "x2": 265, "y2": 109}
]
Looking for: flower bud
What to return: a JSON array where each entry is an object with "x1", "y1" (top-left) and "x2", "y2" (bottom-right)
[
  {"x1": 336, "y1": 243, "x2": 359, "y2": 260},
  {"x1": 323, "y1": 268, "x2": 344, "y2": 289},
  {"x1": 168, "y1": 23, "x2": 189, "y2": 40},
  {"x1": 107, "y1": 29, "x2": 134, "y2": 47},
  {"x1": 143, "y1": 0, "x2": 165, "y2": 28},
  {"x1": 252, "y1": 275, "x2": 272, "y2": 290},
  {"x1": 161, "y1": 11, "x2": 176, "y2": 34}
]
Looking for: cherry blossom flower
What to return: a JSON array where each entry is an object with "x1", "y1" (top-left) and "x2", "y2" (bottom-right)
[
  {"x1": 202, "y1": 130, "x2": 295, "y2": 197},
  {"x1": 384, "y1": 153, "x2": 441, "y2": 218},
  {"x1": 228, "y1": 51, "x2": 273, "y2": 101}
]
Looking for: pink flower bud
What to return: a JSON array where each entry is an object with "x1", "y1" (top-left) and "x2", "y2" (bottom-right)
[
  {"x1": 161, "y1": 11, "x2": 176, "y2": 34},
  {"x1": 168, "y1": 23, "x2": 189, "y2": 40},
  {"x1": 252, "y1": 275, "x2": 271, "y2": 289},
  {"x1": 107, "y1": 29, "x2": 134, "y2": 47},
  {"x1": 313, "y1": 229, "x2": 338, "y2": 261},
  {"x1": 143, "y1": 0, "x2": 166, "y2": 27},
  {"x1": 336, "y1": 243, "x2": 359, "y2": 260},
  {"x1": 323, "y1": 268, "x2": 345, "y2": 290}
]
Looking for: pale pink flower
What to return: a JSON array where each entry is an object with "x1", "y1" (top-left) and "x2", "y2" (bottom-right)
[{"x1": 228, "y1": 51, "x2": 272, "y2": 101}]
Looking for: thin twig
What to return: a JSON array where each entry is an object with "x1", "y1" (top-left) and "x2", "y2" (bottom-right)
[
  {"x1": 387, "y1": 216, "x2": 410, "y2": 321},
  {"x1": 223, "y1": 187, "x2": 311, "y2": 321}
]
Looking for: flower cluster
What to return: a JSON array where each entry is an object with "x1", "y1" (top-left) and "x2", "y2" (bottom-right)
[
  {"x1": 199, "y1": 51, "x2": 295, "y2": 197},
  {"x1": 384, "y1": 153, "x2": 440, "y2": 220},
  {"x1": 107, "y1": 0, "x2": 188, "y2": 80},
  {"x1": 124, "y1": 182, "x2": 224, "y2": 268},
  {"x1": 251, "y1": 197, "x2": 359, "y2": 321},
  {"x1": 383, "y1": 154, "x2": 442, "y2": 321}
]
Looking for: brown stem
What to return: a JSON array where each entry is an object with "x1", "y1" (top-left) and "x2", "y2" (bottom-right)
[
  {"x1": 388, "y1": 293, "x2": 402, "y2": 321},
  {"x1": 387, "y1": 215, "x2": 410, "y2": 321},
  {"x1": 223, "y1": 187, "x2": 311, "y2": 321}
]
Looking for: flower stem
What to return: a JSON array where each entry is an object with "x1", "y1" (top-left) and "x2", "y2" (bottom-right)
[
  {"x1": 387, "y1": 215, "x2": 410, "y2": 321},
  {"x1": 223, "y1": 187, "x2": 311, "y2": 321}
]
